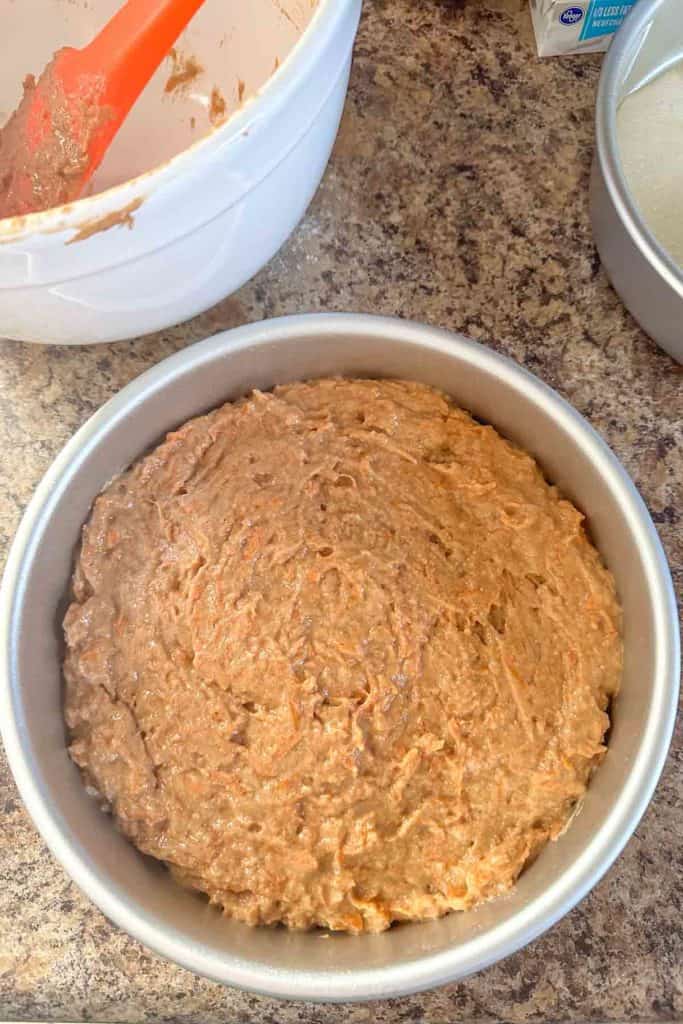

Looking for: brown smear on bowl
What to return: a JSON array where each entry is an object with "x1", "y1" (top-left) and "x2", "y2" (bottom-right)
[
  {"x1": 273, "y1": 0, "x2": 299, "y2": 30},
  {"x1": 165, "y1": 49, "x2": 204, "y2": 94},
  {"x1": 66, "y1": 197, "x2": 142, "y2": 244},
  {"x1": 209, "y1": 87, "x2": 227, "y2": 126}
]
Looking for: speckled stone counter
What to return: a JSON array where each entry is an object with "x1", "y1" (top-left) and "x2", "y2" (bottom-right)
[{"x1": 0, "y1": 1, "x2": 681, "y2": 1021}]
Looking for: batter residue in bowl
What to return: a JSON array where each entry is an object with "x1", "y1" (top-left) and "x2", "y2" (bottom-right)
[
  {"x1": 63, "y1": 379, "x2": 622, "y2": 933},
  {"x1": 164, "y1": 48, "x2": 204, "y2": 95}
]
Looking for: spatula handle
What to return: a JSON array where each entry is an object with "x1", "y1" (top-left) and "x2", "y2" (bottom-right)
[{"x1": 79, "y1": 0, "x2": 206, "y2": 116}]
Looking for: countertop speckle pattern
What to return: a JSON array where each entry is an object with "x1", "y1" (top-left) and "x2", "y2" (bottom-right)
[{"x1": 1, "y1": 1, "x2": 681, "y2": 1021}]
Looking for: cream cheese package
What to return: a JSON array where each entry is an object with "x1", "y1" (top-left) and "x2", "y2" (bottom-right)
[{"x1": 530, "y1": 1, "x2": 637, "y2": 56}]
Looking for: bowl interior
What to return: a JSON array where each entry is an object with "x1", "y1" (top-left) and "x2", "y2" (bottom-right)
[
  {"x1": 0, "y1": 0, "x2": 316, "y2": 196},
  {"x1": 4, "y1": 320, "x2": 676, "y2": 999}
]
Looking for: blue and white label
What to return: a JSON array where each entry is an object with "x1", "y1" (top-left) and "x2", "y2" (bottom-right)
[
  {"x1": 579, "y1": 1, "x2": 635, "y2": 41},
  {"x1": 531, "y1": 0, "x2": 636, "y2": 56},
  {"x1": 560, "y1": 6, "x2": 585, "y2": 25}
]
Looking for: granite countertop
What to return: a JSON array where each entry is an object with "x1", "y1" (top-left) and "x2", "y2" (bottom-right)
[{"x1": 0, "y1": 0, "x2": 681, "y2": 1020}]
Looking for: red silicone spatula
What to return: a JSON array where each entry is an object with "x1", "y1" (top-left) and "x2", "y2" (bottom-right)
[{"x1": 0, "y1": 0, "x2": 207, "y2": 218}]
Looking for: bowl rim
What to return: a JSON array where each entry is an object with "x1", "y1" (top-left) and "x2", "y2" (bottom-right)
[
  {"x1": 0, "y1": 313, "x2": 679, "y2": 1001},
  {"x1": 595, "y1": 0, "x2": 683, "y2": 298},
  {"x1": 0, "y1": 0, "x2": 353, "y2": 240}
]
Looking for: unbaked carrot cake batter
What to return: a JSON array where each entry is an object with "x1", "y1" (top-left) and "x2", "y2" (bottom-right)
[{"x1": 63, "y1": 378, "x2": 622, "y2": 933}]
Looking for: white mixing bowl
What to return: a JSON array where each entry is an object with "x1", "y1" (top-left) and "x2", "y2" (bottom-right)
[{"x1": 0, "y1": 0, "x2": 361, "y2": 344}]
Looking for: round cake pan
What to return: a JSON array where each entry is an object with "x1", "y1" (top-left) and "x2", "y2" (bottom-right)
[
  {"x1": 590, "y1": 0, "x2": 683, "y2": 363},
  {"x1": 0, "y1": 314, "x2": 679, "y2": 1001}
]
